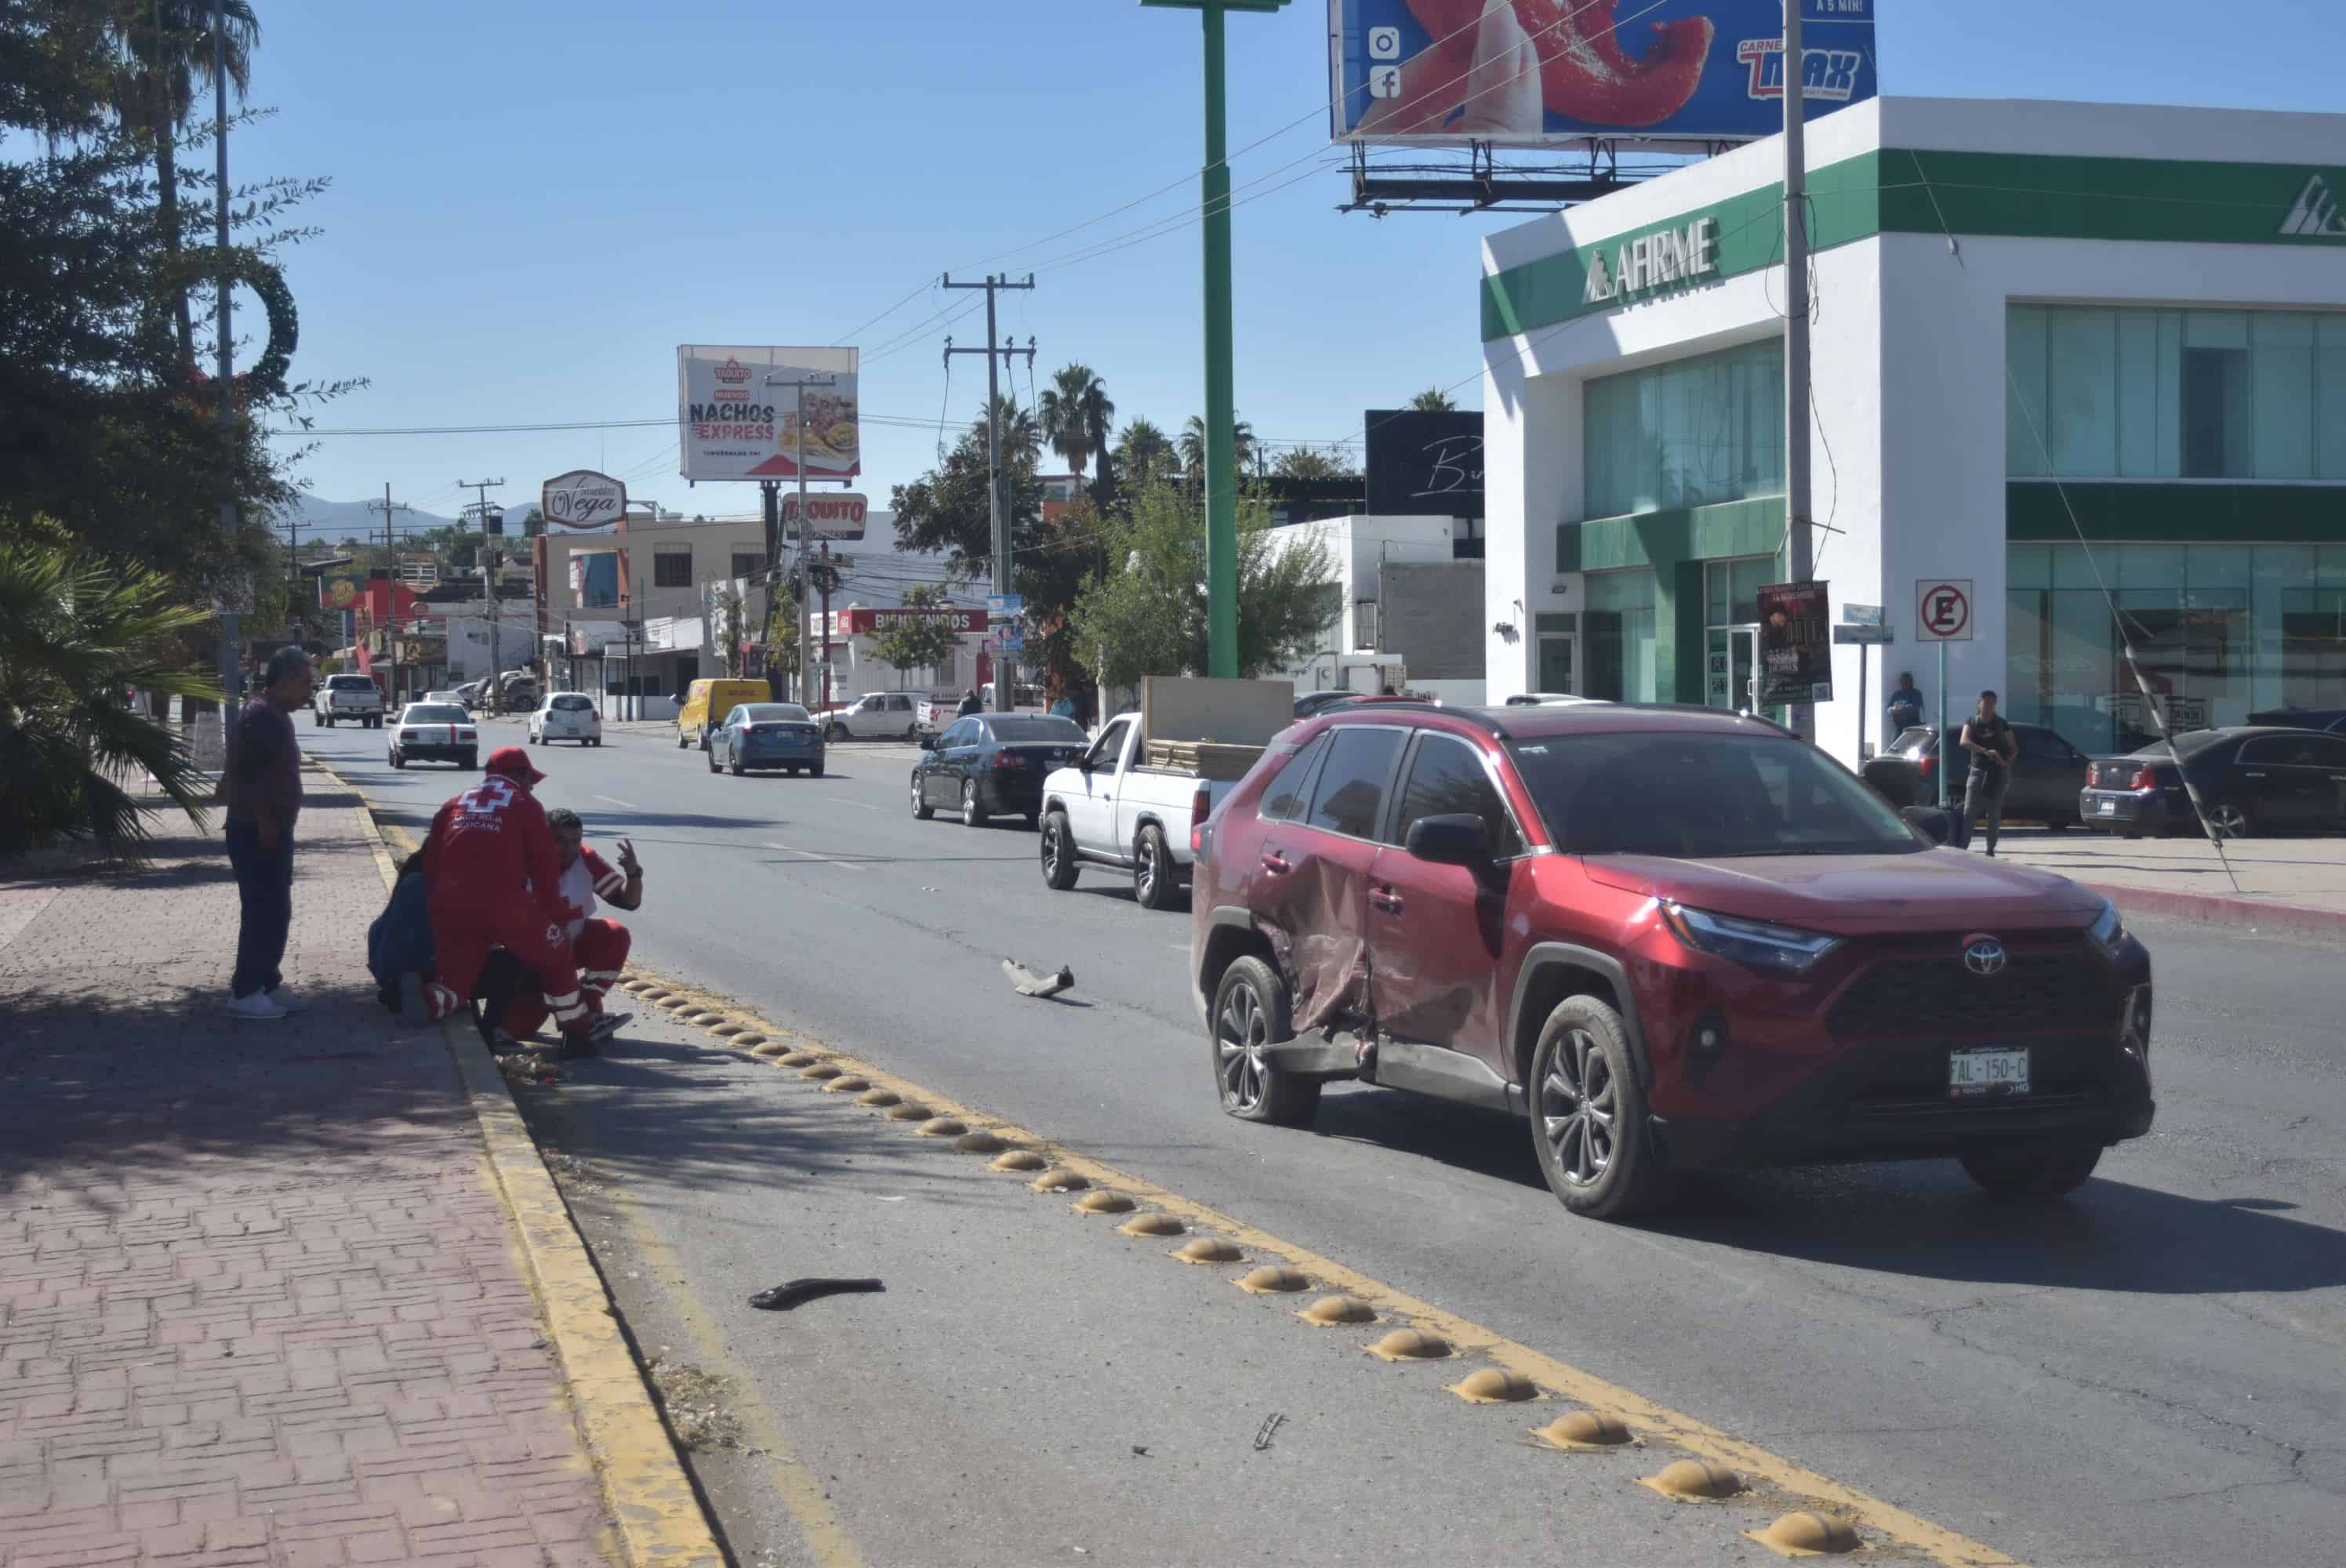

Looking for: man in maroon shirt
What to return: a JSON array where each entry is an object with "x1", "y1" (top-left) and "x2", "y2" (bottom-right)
[{"x1": 223, "y1": 648, "x2": 317, "y2": 1019}]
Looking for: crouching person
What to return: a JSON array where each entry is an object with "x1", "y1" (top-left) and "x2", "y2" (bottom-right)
[
  {"x1": 485, "y1": 808, "x2": 641, "y2": 1047},
  {"x1": 366, "y1": 852, "x2": 437, "y2": 1021}
]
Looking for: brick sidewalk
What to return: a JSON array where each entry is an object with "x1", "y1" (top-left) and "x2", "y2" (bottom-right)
[{"x1": 0, "y1": 771, "x2": 614, "y2": 1568}]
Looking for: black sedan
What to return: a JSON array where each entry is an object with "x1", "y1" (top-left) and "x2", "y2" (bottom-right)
[
  {"x1": 2083, "y1": 726, "x2": 2346, "y2": 839},
  {"x1": 911, "y1": 713, "x2": 1088, "y2": 828},
  {"x1": 1861, "y1": 723, "x2": 2092, "y2": 826}
]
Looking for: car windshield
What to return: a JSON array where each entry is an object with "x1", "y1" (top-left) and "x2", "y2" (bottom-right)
[
  {"x1": 550, "y1": 695, "x2": 592, "y2": 711},
  {"x1": 1509, "y1": 730, "x2": 1923, "y2": 858},
  {"x1": 990, "y1": 717, "x2": 1086, "y2": 742},
  {"x1": 738, "y1": 705, "x2": 810, "y2": 724},
  {"x1": 405, "y1": 705, "x2": 467, "y2": 723}
]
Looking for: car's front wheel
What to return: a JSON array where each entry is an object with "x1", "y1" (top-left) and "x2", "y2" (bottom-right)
[
  {"x1": 706, "y1": 745, "x2": 719, "y2": 774},
  {"x1": 961, "y1": 779, "x2": 986, "y2": 828},
  {"x1": 1040, "y1": 810, "x2": 1078, "y2": 890},
  {"x1": 1959, "y1": 1142, "x2": 2102, "y2": 1199},
  {"x1": 910, "y1": 775, "x2": 933, "y2": 819},
  {"x1": 1527, "y1": 996, "x2": 1666, "y2": 1220},
  {"x1": 388, "y1": 750, "x2": 402, "y2": 768},
  {"x1": 729, "y1": 756, "x2": 745, "y2": 776},
  {"x1": 1211, "y1": 956, "x2": 1319, "y2": 1127},
  {"x1": 829, "y1": 722, "x2": 848, "y2": 742},
  {"x1": 1133, "y1": 824, "x2": 1178, "y2": 911}
]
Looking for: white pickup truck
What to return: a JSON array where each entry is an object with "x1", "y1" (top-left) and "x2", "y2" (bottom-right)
[
  {"x1": 1037, "y1": 712, "x2": 1251, "y2": 912},
  {"x1": 313, "y1": 672, "x2": 384, "y2": 729}
]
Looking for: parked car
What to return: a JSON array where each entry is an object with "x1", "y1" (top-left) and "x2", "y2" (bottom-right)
[
  {"x1": 829, "y1": 691, "x2": 922, "y2": 741},
  {"x1": 1189, "y1": 702, "x2": 2155, "y2": 1218},
  {"x1": 1293, "y1": 690, "x2": 1360, "y2": 720},
  {"x1": 1039, "y1": 711, "x2": 1251, "y2": 911},
  {"x1": 529, "y1": 692, "x2": 603, "y2": 747},
  {"x1": 452, "y1": 680, "x2": 484, "y2": 710},
  {"x1": 2248, "y1": 707, "x2": 2346, "y2": 735},
  {"x1": 677, "y1": 678, "x2": 770, "y2": 750},
  {"x1": 387, "y1": 702, "x2": 478, "y2": 770},
  {"x1": 314, "y1": 672, "x2": 384, "y2": 729},
  {"x1": 2081, "y1": 726, "x2": 2346, "y2": 838},
  {"x1": 709, "y1": 702, "x2": 825, "y2": 776},
  {"x1": 1861, "y1": 723, "x2": 2091, "y2": 826},
  {"x1": 912, "y1": 713, "x2": 1088, "y2": 829},
  {"x1": 423, "y1": 688, "x2": 467, "y2": 706}
]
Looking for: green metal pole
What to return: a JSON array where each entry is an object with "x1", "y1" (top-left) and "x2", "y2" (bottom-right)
[{"x1": 1200, "y1": 0, "x2": 1238, "y2": 679}]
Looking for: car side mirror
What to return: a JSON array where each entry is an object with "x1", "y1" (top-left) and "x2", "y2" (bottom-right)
[
  {"x1": 921, "y1": 735, "x2": 939, "y2": 751},
  {"x1": 1407, "y1": 814, "x2": 1488, "y2": 866}
]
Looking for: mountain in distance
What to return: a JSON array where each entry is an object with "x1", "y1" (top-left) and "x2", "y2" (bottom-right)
[{"x1": 286, "y1": 493, "x2": 458, "y2": 542}]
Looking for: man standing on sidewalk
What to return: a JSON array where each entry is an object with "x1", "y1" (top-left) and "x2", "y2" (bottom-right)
[{"x1": 223, "y1": 646, "x2": 316, "y2": 1019}]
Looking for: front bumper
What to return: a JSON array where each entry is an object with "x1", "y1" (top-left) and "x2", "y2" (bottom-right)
[{"x1": 2079, "y1": 788, "x2": 2175, "y2": 833}]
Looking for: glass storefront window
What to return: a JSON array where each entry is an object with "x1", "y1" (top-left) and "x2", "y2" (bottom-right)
[
  {"x1": 2007, "y1": 543, "x2": 2346, "y2": 753},
  {"x1": 1583, "y1": 568, "x2": 1657, "y2": 704},
  {"x1": 1584, "y1": 339, "x2": 1784, "y2": 519},
  {"x1": 2008, "y1": 305, "x2": 2346, "y2": 481}
]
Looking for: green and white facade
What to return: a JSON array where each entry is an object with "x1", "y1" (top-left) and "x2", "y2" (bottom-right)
[{"x1": 1480, "y1": 96, "x2": 2346, "y2": 764}]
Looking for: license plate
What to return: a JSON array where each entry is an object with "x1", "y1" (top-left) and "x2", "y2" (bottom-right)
[
  {"x1": 2097, "y1": 798, "x2": 2115, "y2": 815},
  {"x1": 1949, "y1": 1047, "x2": 2029, "y2": 1098}
]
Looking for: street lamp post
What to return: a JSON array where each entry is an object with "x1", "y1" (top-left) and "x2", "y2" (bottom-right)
[{"x1": 1142, "y1": 0, "x2": 1288, "y2": 679}]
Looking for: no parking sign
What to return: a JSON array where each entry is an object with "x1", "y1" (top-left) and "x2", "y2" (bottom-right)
[{"x1": 1916, "y1": 581, "x2": 1973, "y2": 641}]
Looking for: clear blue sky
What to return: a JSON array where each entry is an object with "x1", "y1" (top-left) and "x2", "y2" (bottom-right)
[{"x1": 245, "y1": 0, "x2": 2339, "y2": 530}]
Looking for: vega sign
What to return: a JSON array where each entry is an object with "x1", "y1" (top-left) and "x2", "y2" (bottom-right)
[{"x1": 540, "y1": 470, "x2": 626, "y2": 533}]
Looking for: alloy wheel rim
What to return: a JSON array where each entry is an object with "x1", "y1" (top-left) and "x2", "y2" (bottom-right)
[
  {"x1": 2213, "y1": 804, "x2": 2246, "y2": 835},
  {"x1": 1137, "y1": 842, "x2": 1156, "y2": 901},
  {"x1": 1540, "y1": 1028, "x2": 1617, "y2": 1188},
  {"x1": 963, "y1": 782, "x2": 977, "y2": 821},
  {"x1": 1041, "y1": 823, "x2": 1062, "y2": 874},
  {"x1": 1216, "y1": 985, "x2": 1266, "y2": 1109}
]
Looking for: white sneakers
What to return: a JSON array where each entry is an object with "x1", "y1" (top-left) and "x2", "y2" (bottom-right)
[
  {"x1": 269, "y1": 985, "x2": 309, "y2": 1013},
  {"x1": 223, "y1": 991, "x2": 289, "y2": 1021}
]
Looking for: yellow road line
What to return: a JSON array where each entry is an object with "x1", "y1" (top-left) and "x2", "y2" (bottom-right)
[
  {"x1": 323, "y1": 762, "x2": 730, "y2": 1568},
  {"x1": 630, "y1": 964, "x2": 2026, "y2": 1568}
]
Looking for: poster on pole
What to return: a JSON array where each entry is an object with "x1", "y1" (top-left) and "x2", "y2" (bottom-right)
[
  {"x1": 1757, "y1": 580, "x2": 1831, "y2": 704},
  {"x1": 1331, "y1": 0, "x2": 1876, "y2": 146},
  {"x1": 677, "y1": 346, "x2": 859, "y2": 482}
]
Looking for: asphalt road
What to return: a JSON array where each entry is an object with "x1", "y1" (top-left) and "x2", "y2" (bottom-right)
[{"x1": 303, "y1": 717, "x2": 2346, "y2": 1567}]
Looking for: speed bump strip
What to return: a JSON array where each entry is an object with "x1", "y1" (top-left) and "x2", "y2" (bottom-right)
[
  {"x1": 990, "y1": 1149, "x2": 1047, "y2": 1172},
  {"x1": 1073, "y1": 1190, "x2": 1135, "y2": 1215},
  {"x1": 1532, "y1": 1411, "x2": 1634, "y2": 1450},
  {"x1": 798, "y1": 1063, "x2": 844, "y2": 1081},
  {"x1": 732, "y1": 1033, "x2": 767, "y2": 1047},
  {"x1": 857, "y1": 1089, "x2": 902, "y2": 1108},
  {"x1": 1298, "y1": 1294, "x2": 1375, "y2": 1327},
  {"x1": 1643, "y1": 1459, "x2": 1747, "y2": 1501},
  {"x1": 913, "y1": 1116, "x2": 968, "y2": 1138},
  {"x1": 1172, "y1": 1237, "x2": 1242, "y2": 1265},
  {"x1": 883, "y1": 1102, "x2": 931, "y2": 1122},
  {"x1": 1749, "y1": 1512, "x2": 1864, "y2": 1558},
  {"x1": 600, "y1": 956, "x2": 2028, "y2": 1568},
  {"x1": 780, "y1": 1051, "x2": 823, "y2": 1067},
  {"x1": 1448, "y1": 1368, "x2": 1542, "y2": 1404},
  {"x1": 953, "y1": 1131, "x2": 1007, "y2": 1154},
  {"x1": 822, "y1": 1076, "x2": 872, "y2": 1094},
  {"x1": 1235, "y1": 1266, "x2": 1309, "y2": 1294},
  {"x1": 752, "y1": 1041, "x2": 790, "y2": 1058},
  {"x1": 1118, "y1": 1213, "x2": 1186, "y2": 1238},
  {"x1": 1030, "y1": 1167, "x2": 1089, "y2": 1192},
  {"x1": 710, "y1": 1024, "x2": 745, "y2": 1037},
  {"x1": 1367, "y1": 1328, "x2": 1453, "y2": 1362}
]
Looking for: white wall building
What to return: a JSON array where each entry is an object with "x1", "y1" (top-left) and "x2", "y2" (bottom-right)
[
  {"x1": 1262, "y1": 514, "x2": 1480, "y2": 702},
  {"x1": 1481, "y1": 96, "x2": 2346, "y2": 767}
]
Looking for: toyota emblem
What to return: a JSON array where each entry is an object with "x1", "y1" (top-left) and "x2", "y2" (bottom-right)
[{"x1": 1962, "y1": 938, "x2": 2007, "y2": 977}]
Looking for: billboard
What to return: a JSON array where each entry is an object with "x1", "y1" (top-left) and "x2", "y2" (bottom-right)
[
  {"x1": 1331, "y1": 0, "x2": 1876, "y2": 145},
  {"x1": 677, "y1": 346, "x2": 859, "y2": 483},
  {"x1": 1364, "y1": 409, "x2": 1483, "y2": 517}
]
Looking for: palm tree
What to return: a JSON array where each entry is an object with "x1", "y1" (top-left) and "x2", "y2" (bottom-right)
[
  {"x1": 1080, "y1": 376, "x2": 1117, "y2": 509},
  {"x1": 1113, "y1": 419, "x2": 1178, "y2": 488},
  {"x1": 1180, "y1": 413, "x2": 1256, "y2": 477},
  {"x1": 108, "y1": 1, "x2": 261, "y2": 374},
  {"x1": 1037, "y1": 364, "x2": 1112, "y2": 480},
  {"x1": 979, "y1": 393, "x2": 1039, "y2": 462},
  {"x1": 1409, "y1": 387, "x2": 1458, "y2": 412},
  {"x1": 0, "y1": 536, "x2": 221, "y2": 856}
]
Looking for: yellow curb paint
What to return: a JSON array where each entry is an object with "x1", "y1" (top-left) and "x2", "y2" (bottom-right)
[
  {"x1": 611, "y1": 957, "x2": 2025, "y2": 1568},
  {"x1": 325, "y1": 766, "x2": 733, "y2": 1568}
]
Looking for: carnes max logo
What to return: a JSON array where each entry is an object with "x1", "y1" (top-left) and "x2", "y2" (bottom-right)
[
  {"x1": 1582, "y1": 216, "x2": 1720, "y2": 306},
  {"x1": 2279, "y1": 174, "x2": 2346, "y2": 238}
]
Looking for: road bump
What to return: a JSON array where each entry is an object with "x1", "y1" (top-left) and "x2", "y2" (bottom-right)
[
  {"x1": 1448, "y1": 1368, "x2": 1542, "y2": 1404},
  {"x1": 1298, "y1": 1294, "x2": 1375, "y2": 1327},
  {"x1": 1172, "y1": 1237, "x2": 1242, "y2": 1265},
  {"x1": 1118, "y1": 1213, "x2": 1186, "y2": 1238},
  {"x1": 780, "y1": 1050, "x2": 823, "y2": 1067},
  {"x1": 1366, "y1": 1329, "x2": 1453, "y2": 1362},
  {"x1": 991, "y1": 1149, "x2": 1048, "y2": 1172},
  {"x1": 1749, "y1": 1512, "x2": 1864, "y2": 1558},
  {"x1": 733, "y1": 1033, "x2": 768, "y2": 1047},
  {"x1": 1030, "y1": 1167, "x2": 1089, "y2": 1192},
  {"x1": 858, "y1": 1089, "x2": 903, "y2": 1108},
  {"x1": 822, "y1": 1076, "x2": 872, "y2": 1094},
  {"x1": 798, "y1": 1063, "x2": 844, "y2": 1081},
  {"x1": 883, "y1": 1102, "x2": 932, "y2": 1122},
  {"x1": 1643, "y1": 1459, "x2": 1747, "y2": 1501},
  {"x1": 1073, "y1": 1190, "x2": 1135, "y2": 1215},
  {"x1": 752, "y1": 1041, "x2": 790, "y2": 1058},
  {"x1": 953, "y1": 1131, "x2": 1007, "y2": 1154},
  {"x1": 1531, "y1": 1411, "x2": 1634, "y2": 1450},
  {"x1": 913, "y1": 1116, "x2": 968, "y2": 1138},
  {"x1": 710, "y1": 1024, "x2": 745, "y2": 1037},
  {"x1": 1234, "y1": 1265, "x2": 1309, "y2": 1295}
]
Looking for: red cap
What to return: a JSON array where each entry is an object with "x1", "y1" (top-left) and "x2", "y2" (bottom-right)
[{"x1": 483, "y1": 746, "x2": 546, "y2": 786}]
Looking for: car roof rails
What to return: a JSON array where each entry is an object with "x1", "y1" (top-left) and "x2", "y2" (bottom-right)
[{"x1": 1334, "y1": 699, "x2": 1508, "y2": 738}]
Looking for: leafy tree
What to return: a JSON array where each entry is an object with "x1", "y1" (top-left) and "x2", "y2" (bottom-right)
[
  {"x1": 1113, "y1": 417, "x2": 1178, "y2": 488},
  {"x1": 1179, "y1": 413, "x2": 1255, "y2": 477},
  {"x1": 0, "y1": 534, "x2": 220, "y2": 855},
  {"x1": 891, "y1": 405, "x2": 1042, "y2": 574},
  {"x1": 1271, "y1": 444, "x2": 1360, "y2": 480},
  {"x1": 870, "y1": 583, "x2": 964, "y2": 685},
  {"x1": 1408, "y1": 387, "x2": 1458, "y2": 412},
  {"x1": 761, "y1": 583, "x2": 800, "y2": 682},
  {"x1": 1070, "y1": 480, "x2": 1335, "y2": 691}
]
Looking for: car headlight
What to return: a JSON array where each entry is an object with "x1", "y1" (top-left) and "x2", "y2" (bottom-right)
[
  {"x1": 2086, "y1": 898, "x2": 2126, "y2": 958},
  {"x1": 1658, "y1": 901, "x2": 1842, "y2": 975}
]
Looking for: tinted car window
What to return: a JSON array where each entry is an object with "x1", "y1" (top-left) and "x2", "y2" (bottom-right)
[
  {"x1": 2305, "y1": 736, "x2": 2346, "y2": 766},
  {"x1": 736, "y1": 704, "x2": 811, "y2": 724},
  {"x1": 992, "y1": 717, "x2": 1086, "y2": 742},
  {"x1": 1305, "y1": 727, "x2": 1404, "y2": 840},
  {"x1": 939, "y1": 720, "x2": 971, "y2": 747},
  {"x1": 1393, "y1": 733, "x2": 1523, "y2": 858},
  {"x1": 405, "y1": 705, "x2": 467, "y2": 724},
  {"x1": 2237, "y1": 737, "x2": 2293, "y2": 764},
  {"x1": 329, "y1": 675, "x2": 374, "y2": 691},
  {"x1": 551, "y1": 695, "x2": 592, "y2": 711},
  {"x1": 1259, "y1": 733, "x2": 1330, "y2": 822},
  {"x1": 1510, "y1": 731, "x2": 1920, "y2": 857}
]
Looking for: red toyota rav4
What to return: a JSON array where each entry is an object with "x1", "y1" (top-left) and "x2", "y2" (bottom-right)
[{"x1": 1189, "y1": 702, "x2": 2155, "y2": 1218}]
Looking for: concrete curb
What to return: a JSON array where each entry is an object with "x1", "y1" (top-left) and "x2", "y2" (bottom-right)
[
  {"x1": 2087, "y1": 880, "x2": 2346, "y2": 940},
  {"x1": 318, "y1": 758, "x2": 727, "y2": 1568}
]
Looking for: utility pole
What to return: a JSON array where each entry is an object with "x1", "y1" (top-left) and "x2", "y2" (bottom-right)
[
  {"x1": 459, "y1": 478, "x2": 504, "y2": 708},
  {"x1": 1143, "y1": 0, "x2": 1289, "y2": 680},
  {"x1": 1782, "y1": 0, "x2": 1816, "y2": 743},
  {"x1": 942, "y1": 273, "x2": 1035, "y2": 710},
  {"x1": 368, "y1": 485, "x2": 412, "y2": 706},
  {"x1": 760, "y1": 478, "x2": 781, "y2": 681},
  {"x1": 212, "y1": 0, "x2": 241, "y2": 708}
]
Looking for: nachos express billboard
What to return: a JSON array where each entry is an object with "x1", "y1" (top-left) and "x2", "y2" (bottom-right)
[
  {"x1": 677, "y1": 345, "x2": 860, "y2": 483},
  {"x1": 1331, "y1": 0, "x2": 1876, "y2": 144}
]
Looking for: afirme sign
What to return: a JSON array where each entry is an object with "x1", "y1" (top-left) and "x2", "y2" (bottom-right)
[
  {"x1": 1582, "y1": 217, "x2": 1720, "y2": 304},
  {"x1": 780, "y1": 491, "x2": 869, "y2": 542},
  {"x1": 541, "y1": 470, "x2": 626, "y2": 533}
]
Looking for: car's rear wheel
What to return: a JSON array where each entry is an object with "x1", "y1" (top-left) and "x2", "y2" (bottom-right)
[
  {"x1": 1960, "y1": 1142, "x2": 2102, "y2": 1198},
  {"x1": 1528, "y1": 997, "x2": 1666, "y2": 1220},
  {"x1": 829, "y1": 722, "x2": 848, "y2": 742},
  {"x1": 1040, "y1": 811, "x2": 1078, "y2": 889},
  {"x1": 462, "y1": 751, "x2": 478, "y2": 771},
  {"x1": 389, "y1": 750, "x2": 403, "y2": 768},
  {"x1": 677, "y1": 732, "x2": 688, "y2": 750},
  {"x1": 729, "y1": 757, "x2": 745, "y2": 776},
  {"x1": 961, "y1": 779, "x2": 986, "y2": 827},
  {"x1": 2206, "y1": 800, "x2": 2254, "y2": 840},
  {"x1": 706, "y1": 746, "x2": 718, "y2": 774},
  {"x1": 1133, "y1": 825, "x2": 1178, "y2": 911},
  {"x1": 809, "y1": 761, "x2": 824, "y2": 779},
  {"x1": 1211, "y1": 956, "x2": 1318, "y2": 1127}
]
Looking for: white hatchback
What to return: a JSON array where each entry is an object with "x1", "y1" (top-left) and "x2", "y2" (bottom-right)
[{"x1": 530, "y1": 692, "x2": 604, "y2": 746}]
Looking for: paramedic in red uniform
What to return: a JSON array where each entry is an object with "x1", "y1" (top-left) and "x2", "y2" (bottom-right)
[
  {"x1": 417, "y1": 747, "x2": 591, "y2": 1046},
  {"x1": 489, "y1": 807, "x2": 641, "y2": 1040}
]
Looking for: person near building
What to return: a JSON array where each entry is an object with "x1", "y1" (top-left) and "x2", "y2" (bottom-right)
[
  {"x1": 416, "y1": 747, "x2": 594, "y2": 1051},
  {"x1": 957, "y1": 688, "x2": 982, "y2": 718},
  {"x1": 223, "y1": 646, "x2": 316, "y2": 1020},
  {"x1": 481, "y1": 808, "x2": 641, "y2": 1046},
  {"x1": 1887, "y1": 672, "x2": 1923, "y2": 736},
  {"x1": 1954, "y1": 690, "x2": 2018, "y2": 855}
]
